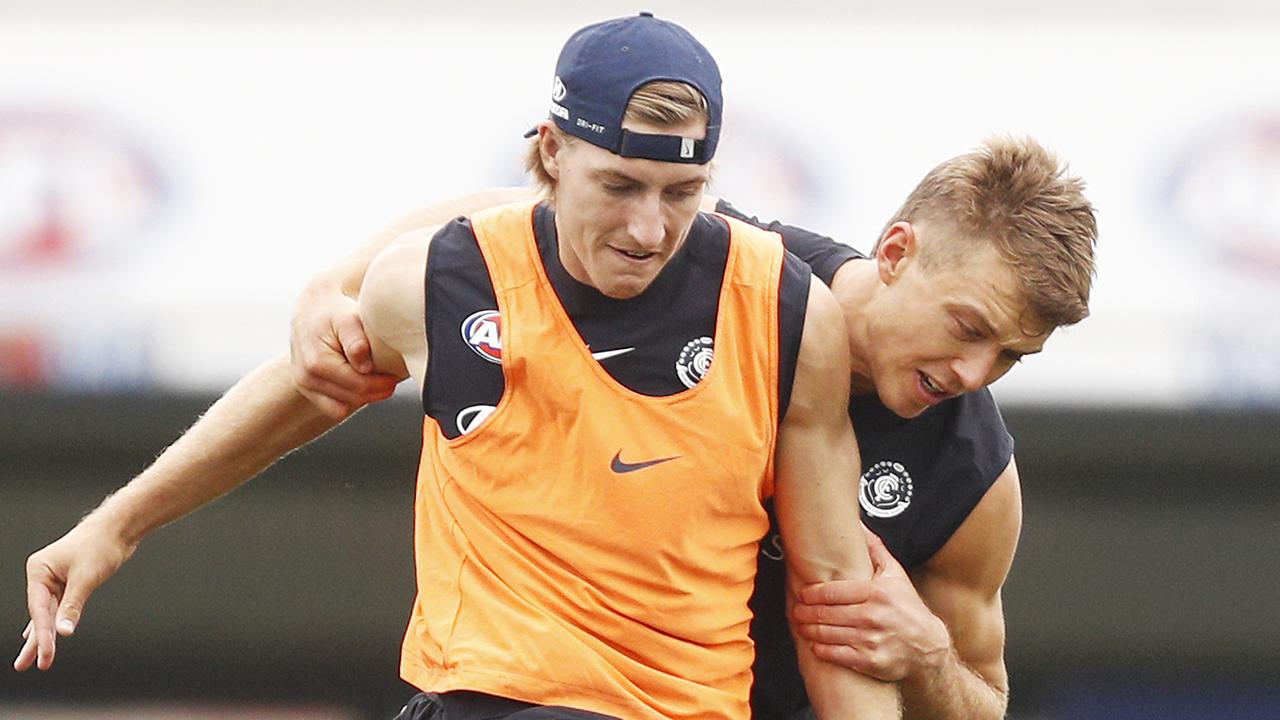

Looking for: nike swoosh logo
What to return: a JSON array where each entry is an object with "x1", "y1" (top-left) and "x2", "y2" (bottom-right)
[
  {"x1": 589, "y1": 347, "x2": 635, "y2": 361},
  {"x1": 610, "y1": 451, "x2": 680, "y2": 474}
]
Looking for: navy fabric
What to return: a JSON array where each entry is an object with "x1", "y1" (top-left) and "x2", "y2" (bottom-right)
[
  {"x1": 546, "y1": 12, "x2": 722, "y2": 163},
  {"x1": 715, "y1": 199, "x2": 863, "y2": 284}
]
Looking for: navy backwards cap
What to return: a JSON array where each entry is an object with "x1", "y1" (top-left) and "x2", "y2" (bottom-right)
[{"x1": 532, "y1": 11, "x2": 722, "y2": 164}]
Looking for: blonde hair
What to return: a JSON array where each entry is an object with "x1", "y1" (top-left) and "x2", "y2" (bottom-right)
[
  {"x1": 524, "y1": 81, "x2": 710, "y2": 197},
  {"x1": 884, "y1": 136, "x2": 1098, "y2": 329}
]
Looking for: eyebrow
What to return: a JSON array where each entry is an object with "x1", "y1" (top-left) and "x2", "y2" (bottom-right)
[
  {"x1": 951, "y1": 303, "x2": 1044, "y2": 356},
  {"x1": 1002, "y1": 347, "x2": 1042, "y2": 361},
  {"x1": 949, "y1": 303, "x2": 998, "y2": 337},
  {"x1": 592, "y1": 169, "x2": 703, "y2": 190},
  {"x1": 594, "y1": 169, "x2": 639, "y2": 183}
]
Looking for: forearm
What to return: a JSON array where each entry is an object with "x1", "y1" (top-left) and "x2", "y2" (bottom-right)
[
  {"x1": 900, "y1": 648, "x2": 1007, "y2": 720},
  {"x1": 84, "y1": 355, "x2": 340, "y2": 547},
  {"x1": 793, "y1": 596, "x2": 902, "y2": 719},
  {"x1": 778, "y1": 423, "x2": 899, "y2": 719}
]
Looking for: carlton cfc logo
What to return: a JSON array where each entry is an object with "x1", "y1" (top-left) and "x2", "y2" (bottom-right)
[
  {"x1": 859, "y1": 460, "x2": 914, "y2": 519},
  {"x1": 676, "y1": 336, "x2": 714, "y2": 389},
  {"x1": 461, "y1": 310, "x2": 502, "y2": 364}
]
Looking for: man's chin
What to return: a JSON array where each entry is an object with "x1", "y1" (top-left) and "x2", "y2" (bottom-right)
[
  {"x1": 883, "y1": 389, "x2": 930, "y2": 419},
  {"x1": 595, "y1": 274, "x2": 657, "y2": 300}
]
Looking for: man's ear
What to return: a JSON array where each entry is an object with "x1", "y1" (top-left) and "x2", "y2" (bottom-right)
[
  {"x1": 538, "y1": 123, "x2": 566, "y2": 181},
  {"x1": 876, "y1": 221, "x2": 918, "y2": 285}
]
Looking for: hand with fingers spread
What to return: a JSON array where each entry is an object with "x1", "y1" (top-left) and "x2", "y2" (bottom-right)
[
  {"x1": 290, "y1": 278, "x2": 399, "y2": 419},
  {"x1": 15, "y1": 520, "x2": 135, "y2": 672},
  {"x1": 791, "y1": 529, "x2": 952, "y2": 683}
]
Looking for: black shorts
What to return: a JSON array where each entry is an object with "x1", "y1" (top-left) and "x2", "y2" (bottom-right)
[{"x1": 394, "y1": 691, "x2": 619, "y2": 720}]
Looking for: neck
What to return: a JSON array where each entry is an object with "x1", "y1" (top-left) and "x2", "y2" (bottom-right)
[
  {"x1": 552, "y1": 211, "x2": 594, "y2": 288},
  {"x1": 831, "y1": 258, "x2": 878, "y2": 395}
]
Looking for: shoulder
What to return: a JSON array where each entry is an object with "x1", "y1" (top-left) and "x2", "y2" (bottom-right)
[
  {"x1": 933, "y1": 388, "x2": 1015, "y2": 492},
  {"x1": 709, "y1": 207, "x2": 780, "y2": 246},
  {"x1": 364, "y1": 226, "x2": 437, "y2": 300},
  {"x1": 787, "y1": 278, "x2": 852, "y2": 420},
  {"x1": 948, "y1": 387, "x2": 1011, "y2": 435},
  {"x1": 359, "y1": 226, "x2": 438, "y2": 366},
  {"x1": 922, "y1": 456, "x2": 1022, "y2": 593},
  {"x1": 799, "y1": 277, "x2": 847, "y2": 356}
]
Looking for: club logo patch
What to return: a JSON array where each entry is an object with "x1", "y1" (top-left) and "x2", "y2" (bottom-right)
[
  {"x1": 676, "y1": 336, "x2": 713, "y2": 389},
  {"x1": 461, "y1": 310, "x2": 503, "y2": 364},
  {"x1": 859, "y1": 460, "x2": 914, "y2": 518},
  {"x1": 456, "y1": 404, "x2": 497, "y2": 435}
]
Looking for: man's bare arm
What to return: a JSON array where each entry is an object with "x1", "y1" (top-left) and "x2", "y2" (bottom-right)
[
  {"x1": 794, "y1": 459, "x2": 1021, "y2": 719},
  {"x1": 357, "y1": 229, "x2": 433, "y2": 387},
  {"x1": 899, "y1": 458, "x2": 1020, "y2": 718},
  {"x1": 16, "y1": 356, "x2": 346, "y2": 672},
  {"x1": 292, "y1": 187, "x2": 534, "y2": 416},
  {"x1": 774, "y1": 276, "x2": 900, "y2": 718}
]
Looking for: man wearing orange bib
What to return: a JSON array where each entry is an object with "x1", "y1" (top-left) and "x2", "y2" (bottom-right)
[{"x1": 17, "y1": 13, "x2": 898, "y2": 720}]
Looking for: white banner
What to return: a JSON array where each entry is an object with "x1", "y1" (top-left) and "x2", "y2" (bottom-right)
[{"x1": 2, "y1": 8, "x2": 1278, "y2": 406}]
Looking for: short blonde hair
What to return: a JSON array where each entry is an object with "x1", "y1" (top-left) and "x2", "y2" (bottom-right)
[
  {"x1": 524, "y1": 80, "x2": 710, "y2": 197},
  {"x1": 884, "y1": 136, "x2": 1098, "y2": 329}
]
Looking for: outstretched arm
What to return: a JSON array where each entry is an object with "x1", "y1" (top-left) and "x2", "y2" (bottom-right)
[
  {"x1": 16, "y1": 355, "x2": 349, "y2": 672},
  {"x1": 774, "y1": 276, "x2": 900, "y2": 719}
]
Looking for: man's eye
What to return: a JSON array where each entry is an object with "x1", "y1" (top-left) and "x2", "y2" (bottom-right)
[
  {"x1": 603, "y1": 184, "x2": 629, "y2": 193},
  {"x1": 955, "y1": 319, "x2": 982, "y2": 340}
]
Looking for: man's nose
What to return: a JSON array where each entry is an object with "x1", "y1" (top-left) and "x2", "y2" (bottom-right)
[
  {"x1": 627, "y1": 193, "x2": 665, "y2": 249},
  {"x1": 952, "y1": 345, "x2": 999, "y2": 393}
]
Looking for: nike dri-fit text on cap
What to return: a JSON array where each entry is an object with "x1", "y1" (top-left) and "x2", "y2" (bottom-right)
[{"x1": 529, "y1": 11, "x2": 723, "y2": 165}]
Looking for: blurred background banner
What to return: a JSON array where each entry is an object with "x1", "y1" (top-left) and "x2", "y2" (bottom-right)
[
  {"x1": 3, "y1": 1, "x2": 1279, "y2": 406},
  {"x1": 3, "y1": 3, "x2": 1280, "y2": 720}
]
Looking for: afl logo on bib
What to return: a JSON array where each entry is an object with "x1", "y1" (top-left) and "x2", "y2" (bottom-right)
[
  {"x1": 676, "y1": 336, "x2": 714, "y2": 389},
  {"x1": 461, "y1": 310, "x2": 503, "y2": 364},
  {"x1": 859, "y1": 460, "x2": 913, "y2": 518}
]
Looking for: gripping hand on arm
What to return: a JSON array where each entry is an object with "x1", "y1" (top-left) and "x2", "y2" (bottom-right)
[
  {"x1": 791, "y1": 529, "x2": 951, "y2": 683},
  {"x1": 292, "y1": 187, "x2": 533, "y2": 416}
]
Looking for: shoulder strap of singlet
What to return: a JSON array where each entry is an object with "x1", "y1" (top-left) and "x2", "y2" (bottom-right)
[{"x1": 468, "y1": 200, "x2": 543, "y2": 293}]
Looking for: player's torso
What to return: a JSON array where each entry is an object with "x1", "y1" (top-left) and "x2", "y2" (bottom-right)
[{"x1": 403, "y1": 200, "x2": 797, "y2": 720}]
